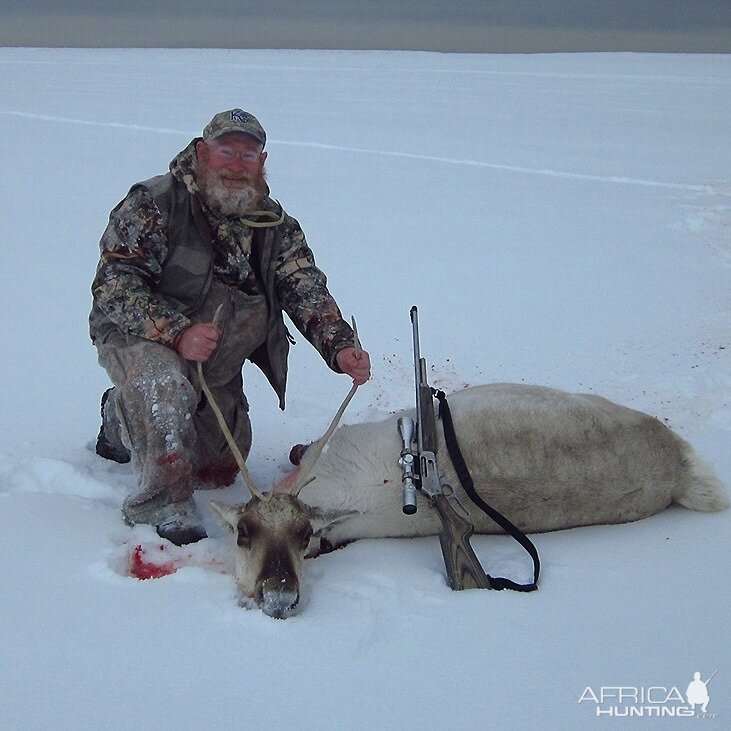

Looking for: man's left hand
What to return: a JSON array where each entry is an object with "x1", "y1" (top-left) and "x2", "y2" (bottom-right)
[{"x1": 336, "y1": 347, "x2": 371, "y2": 386}]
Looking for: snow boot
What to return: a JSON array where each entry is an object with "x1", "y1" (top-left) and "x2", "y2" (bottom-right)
[
  {"x1": 96, "y1": 387, "x2": 131, "y2": 464},
  {"x1": 156, "y1": 518, "x2": 207, "y2": 546},
  {"x1": 153, "y1": 499, "x2": 207, "y2": 546}
]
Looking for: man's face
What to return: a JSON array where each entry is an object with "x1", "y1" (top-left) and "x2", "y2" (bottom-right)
[
  {"x1": 195, "y1": 133, "x2": 268, "y2": 215},
  {"x1": 198, "y1": 134, "x2": 267, "y2": 183}
]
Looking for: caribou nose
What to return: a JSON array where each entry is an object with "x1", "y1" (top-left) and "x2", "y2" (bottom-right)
[{"x1": 257, "y1": 578, "x2": 300, "y2": 619}]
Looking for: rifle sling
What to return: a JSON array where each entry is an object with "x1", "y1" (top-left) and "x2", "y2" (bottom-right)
[{"x1": 433, "y1": 388, "x2": 540, "y2": 592}]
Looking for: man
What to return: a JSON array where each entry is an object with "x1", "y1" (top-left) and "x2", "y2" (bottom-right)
[{"x1": 90, "y1": 109, "x2": 371, "y2": 545}]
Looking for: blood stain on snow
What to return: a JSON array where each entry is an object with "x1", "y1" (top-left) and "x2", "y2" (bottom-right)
[
  {"x1": 129, "y1": 544, "x2": 177, "y2": 580},
  {"x1": 126, "y1": 543, "x2": 229, "y2": 580}
]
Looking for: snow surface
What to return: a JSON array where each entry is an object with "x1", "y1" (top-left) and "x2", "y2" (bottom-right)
[{"x1": 0, "y1": 48, "x2": 729, "y2": 728}]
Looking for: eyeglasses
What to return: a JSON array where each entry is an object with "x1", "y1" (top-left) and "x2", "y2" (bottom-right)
[{"x1": 207, "y1": 141, "x2": 262, "y2": 164}]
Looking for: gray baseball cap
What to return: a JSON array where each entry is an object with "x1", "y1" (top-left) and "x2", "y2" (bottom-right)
[{"x1": 202, "y1": 109, "x2": 267, "y2": 147}]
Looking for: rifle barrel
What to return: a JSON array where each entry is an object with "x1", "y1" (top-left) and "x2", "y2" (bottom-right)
[{"x1": 411, "y1": 306, "x2": 424, "y2": 453}]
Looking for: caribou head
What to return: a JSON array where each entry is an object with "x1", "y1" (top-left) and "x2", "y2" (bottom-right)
[{"x1": 210, "y1": 492, "x2": 353, "y2": 618}]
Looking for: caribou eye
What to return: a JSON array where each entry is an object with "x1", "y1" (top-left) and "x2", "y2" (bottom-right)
[{"x1": 236, "y1": 523, "x2": 252, "y2": 548}]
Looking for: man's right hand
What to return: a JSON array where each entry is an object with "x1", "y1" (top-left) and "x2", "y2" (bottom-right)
[{"x1": 173, "y1": 323, "x2": 221, "y2": 362}]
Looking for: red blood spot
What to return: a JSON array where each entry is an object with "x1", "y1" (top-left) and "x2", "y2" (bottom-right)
[
  {"x1": 157, "y1": 452, "x2": 182, "y2": 466},
  {"x1": 130, "y1": 544, "x2": 177, "y2": 580},
  {"x1": 196, "y1": 460, "x2": 239, "y2": 487}
]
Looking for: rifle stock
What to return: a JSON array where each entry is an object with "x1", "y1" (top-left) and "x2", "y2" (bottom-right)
[{"x1": 432, "y1": 494, "x2": 492, "y2": 590}]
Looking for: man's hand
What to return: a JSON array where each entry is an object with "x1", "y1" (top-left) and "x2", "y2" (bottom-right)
[
  {"x1": 173, "y1": 323, "x2": 221, "y2": 362},
  {"x1": 336, "y1": 347, "x2": 371, "y2": 386}
]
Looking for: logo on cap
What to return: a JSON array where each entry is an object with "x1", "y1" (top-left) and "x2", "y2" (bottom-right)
[{"x1": 230, "y1": 109, "x2": 252, "y2": 125}]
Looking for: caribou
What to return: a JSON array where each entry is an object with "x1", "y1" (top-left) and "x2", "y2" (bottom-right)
[{"x1": 209, "y1": 380, "x2": 728, "y2": 618}]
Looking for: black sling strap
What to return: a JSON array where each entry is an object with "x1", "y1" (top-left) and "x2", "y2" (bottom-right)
[{"x1": 433, "y1": 389, "x2": 540, "y2": 592}]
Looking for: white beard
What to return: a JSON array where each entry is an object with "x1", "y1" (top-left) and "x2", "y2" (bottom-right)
[{"x1": 200, "y1": 175, "x2": 264, "y2": 217}]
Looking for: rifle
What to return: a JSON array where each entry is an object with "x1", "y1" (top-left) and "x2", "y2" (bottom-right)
[{"x1": 398, "y1": 306, "x2": 492, "y2": 590}]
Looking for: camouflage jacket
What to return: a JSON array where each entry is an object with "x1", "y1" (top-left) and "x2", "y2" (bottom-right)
[{"x1": 90, "y1": 139, "x2": 354, "y2": 370}]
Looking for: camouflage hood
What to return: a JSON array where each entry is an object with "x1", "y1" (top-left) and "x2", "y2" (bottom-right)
[{"x1": 169, "y1": 138, "x2": 203, "y2": 195}]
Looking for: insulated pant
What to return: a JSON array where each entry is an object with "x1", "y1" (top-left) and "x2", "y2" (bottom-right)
[{"x1": 95, "y1": 280, "x2": 269, "y2": 525}]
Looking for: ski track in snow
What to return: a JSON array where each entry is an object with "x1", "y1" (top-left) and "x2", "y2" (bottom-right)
[{"x1": 0, "y1": 108, "x2": 710, "y2": 192}]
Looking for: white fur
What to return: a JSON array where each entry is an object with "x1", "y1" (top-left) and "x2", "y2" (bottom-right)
[
  {"x1": 674, "y1": 447, "x2": 729, "y2": 512},
  {"x1": 298, "y1": 384, "x2": 728, "y2": 545}
]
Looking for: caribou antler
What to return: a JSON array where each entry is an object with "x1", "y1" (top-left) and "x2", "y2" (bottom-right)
[
  {"x1": 290, "y1": 317, "x2": 362, "y2": 497},
  {"x1": 199, "y1": 311, "x2": 362, "y2": 501},
  {"x1": 197, "y1": 305, "x2": 266, "y2": 501}
]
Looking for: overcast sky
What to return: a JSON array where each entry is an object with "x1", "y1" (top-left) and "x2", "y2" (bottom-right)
[{"x1": 1, "y1": 1, "x2": 729, "y2": 52}]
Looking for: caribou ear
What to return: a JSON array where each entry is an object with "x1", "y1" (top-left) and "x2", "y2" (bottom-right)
[
  {"x1": 305, "y1": 505, "x2": 359, "y2": 536},
  {"x1": 209, "y1": 500, "x2": 245, "y2": 532}
]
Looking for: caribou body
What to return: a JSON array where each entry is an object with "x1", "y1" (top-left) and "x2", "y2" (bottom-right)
[{"x1": 210, "y1": 383, "x2": 727, "y2": 618}]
